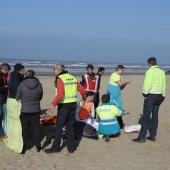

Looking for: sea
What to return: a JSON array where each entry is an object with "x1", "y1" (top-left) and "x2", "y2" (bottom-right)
[{"x1": 0, "y1": 58, "x2": 170, "y2": 76}]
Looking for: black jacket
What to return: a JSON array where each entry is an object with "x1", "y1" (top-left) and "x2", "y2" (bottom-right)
[
  {"x1": 8, "y1": 71, "x2": 24, "y2": 98},
  {"x1": 16, "y1": 77, "x2": 43, "y2": 113},
  {"x1": 0, "y1": 71, "x2": 7, "y2": 104}
]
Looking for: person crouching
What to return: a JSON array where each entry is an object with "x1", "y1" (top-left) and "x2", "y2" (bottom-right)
[
  {"x1": 96, "y1": 94, "x2": 122, "y2": 142},
  {"x1": 76, "y1": 91, "x2": 95, "y2": 121},
  {"x1": 16, "y1": 70, "x2": 43, "y2": 153}
]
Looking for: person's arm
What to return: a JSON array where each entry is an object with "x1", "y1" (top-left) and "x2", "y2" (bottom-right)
[
  {"x1": 0, "y1": 76, "x2": 7, "y2": 93},
  {"x1": 162, "y1": 73, "x2": 166, "y2": 97},
  {"x1": 51, "y1": 78, "x2": 64, "y2": 107},
  {"x1": 39, "y1": 84, "x2": 43, "y2": 101},
  {"x1": 110, "y1": 73, "x2": 130, "y2": 88},
  {"x1": 116, "y1": 80, "x2": 130, "y2": 87},
  {"x1": 142, "y1": 71, "x2": 152, "y2": 96},
  {"x1": 80, "y1": 75, "x2": 85, "y2": 85},
  {"x1": 97, "y1": 76, "x2": 101, "y2": 91},
  {"x1": 15, "y1": 84, "x2": 22, "y2": 101},
  {"x1": 75, "y1": 102, "x2": 82, "y2": 121},
  {"x1": 77, "y1": 82, "x2": 86, "y2": 99},
  {"x1": 90, "y1": 103, "x2": 95, "y2": 118},
  {"x1": 96, "y1": 108, "x2": 99, "y2": 122},
  {"x1": 112, "y1": 106, "x2": 122, "y2": 116},
  {"x1": 0, "y1": 86, "x2": 6, "y2": 93}
]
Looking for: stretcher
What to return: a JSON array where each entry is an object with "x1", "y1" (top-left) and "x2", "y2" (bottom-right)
[{"x1": 40, "y1": 115, "x2": 57, "y2": 125}]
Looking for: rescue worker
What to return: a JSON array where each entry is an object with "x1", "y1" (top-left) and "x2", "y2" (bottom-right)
[
  {"x1": 107, "y1": 65, "x2": 130, "y2": 129},
  {"x1": 45, "y1": 64, "x2": 85, "y2": 154},
  {"x1": 80, "y1": 64, "x2": 99, "y2": 109},
  {"x1": 96, "y1": 94, "x2": 122, "y2": 142},
  {"x1": 133, "y1": 57, "x2": 166, "y2": 143}
]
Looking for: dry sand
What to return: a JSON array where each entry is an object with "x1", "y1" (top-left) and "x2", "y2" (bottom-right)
[{"x1": 0, "y1": 75, "x2": 170, "y2": 170}]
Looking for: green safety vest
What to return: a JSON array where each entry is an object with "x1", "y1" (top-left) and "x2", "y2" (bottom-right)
[
  {"x1": 142, "y1": 65, "x2": 166, "y2": 97},
  {"x1": 58, "y1": 73, "x2": 78, "y2": 104},
  {"x1": 96, "y1": 104, "x2": 122, "y2": 120}
]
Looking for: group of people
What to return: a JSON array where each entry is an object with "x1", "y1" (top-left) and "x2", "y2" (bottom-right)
[
  {"x1": 0, "y1": 64, "x2": 43, "y2": 153},
  {"x1": 0, "y1": 57, "x2": 166, "y2": 154}
]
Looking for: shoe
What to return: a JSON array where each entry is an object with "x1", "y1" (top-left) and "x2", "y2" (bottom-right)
[
  {"x1": 0, "y1": 136, "x2": 7, "y2": 142},
  {"x1": 68, "y1": 149, "x2": 75, "y2": 153},
  {"x1": 132, "y1": 138, "x2": 145, "y2": 143},
  {"x1": 105, "y1": 135, "x2": 110, "y2": 142},
  {"x1": 45, "y1": 148, "x2": 61, "y2": 154},
  {"x1": 21, "y1": 146, "x2": 27, "y2": 154},
  {"x1": 146, "y1": 136, "x2": 156, "y2": 142},
  {"x1": 98, "y1": 134, "x2": 104, "y2": 139},
  {"x1": 36, "y1": 146, "x2": 43, "y2": 152}
]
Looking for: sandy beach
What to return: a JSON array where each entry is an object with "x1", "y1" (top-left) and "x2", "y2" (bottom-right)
[{"x1": 0, "y1": 75, "x2": 170, "y2": 170}]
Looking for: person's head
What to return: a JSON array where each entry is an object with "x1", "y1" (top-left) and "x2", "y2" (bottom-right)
[
  {"x1": 86, "y1": 64, "x2": 94, "y2": 75},
  {"x1": 53, "y1": 63, "x2": 65, "y2": 76},
  {"x1": 116, "y1": 65, "x2": 126, "y2": 75},
  {"x1": 14, "y1": 63, "x2": 25, "y2": 75},
  {"x1": 26, "y1": 70, "x2": 35, "y2": 78},
  {"x1": 98, "y1": 67, "x2": 105, "y2": 76},
  {"x1": 101, "y1": 94, "x2": 110, "y2": 104},
  {"x1": 86, "y1": 91, "x2": 95, "y2": 102},
  {"x1": 147, "y1": 57, "x2": 157, "y2": 67},
  {"x1": 0, "y1": 63, "x2": 11, "y2": 75}
]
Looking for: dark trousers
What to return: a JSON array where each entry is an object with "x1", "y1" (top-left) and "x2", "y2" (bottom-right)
[
  {"x1": 117, "y1": 116, "x2": 124, "y2": 129},
  {"x1": 20, "y1": 112, "x2": 41, "y2": 149},
  {"x1": 138, "y1": 94, "x2": 164, "y2": 139},
  {"x1": 0, "y1": 105, "x2": 4, "y2": 136},
  {"x1": 51, "y1": 103, "x2": 77, "y2": 151},
  {"x1": 94, "y1": 92, "x2": 100, "y2": 109}
]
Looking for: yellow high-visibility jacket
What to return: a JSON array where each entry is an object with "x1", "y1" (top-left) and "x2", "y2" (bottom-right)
[{"x1": 142, "y1": 65, "x2": 166, "y2": 97}]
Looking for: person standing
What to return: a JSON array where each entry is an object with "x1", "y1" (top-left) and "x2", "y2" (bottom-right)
[
  {"x1": 107, "y1": 65, "x2": 130, "y2": 129},
  {"x1": 133, "y1": 57, "x2": 166, "y2": 143},
  {"x1": 0, "y1": 63, "x2": 11, "y2": 140},
  {"x1": 5, "y1": 63, "x2": 25, "y2": 153},
  {"x1": 95, "y1": 67, "x2": 105, "y2": 108},
  {"x1": 45, "y1": 64, "x2": 85, "y2": 154},
  {"x1": 16, "y1": 70, "x2": 43, "y2": 153},
  {"x1": 80, "y1": 64, "x2": 99, "y2": 109}
]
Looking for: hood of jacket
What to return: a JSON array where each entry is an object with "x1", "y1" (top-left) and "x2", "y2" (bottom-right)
[{"x1": 23, "y1": 77, "x2": 40, "y2": 90}]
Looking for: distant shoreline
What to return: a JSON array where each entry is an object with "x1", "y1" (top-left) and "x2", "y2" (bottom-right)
[
  {"x1": 35, "y1": 69, "x2": 147, "y2": 76},
  {"x1": 1, "y1": 58, "x2": 170, "y2": 76}
]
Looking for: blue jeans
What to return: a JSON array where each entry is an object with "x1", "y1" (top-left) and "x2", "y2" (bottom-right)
[{"x1": 138, "y1": 94, "x2": 164, "y2": 139}]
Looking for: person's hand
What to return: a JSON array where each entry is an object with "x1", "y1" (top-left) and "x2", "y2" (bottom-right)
[
  {"x1": 4, "y1": 85, "x2": 8, "y2": 88},
  {"x1": 126, "y1": 79, "x2": 131, "y2": 84},
  {"x1": 48, "y1": 104, "x2": 55, "y2": 112},
  {"x1": 96, "y1": 118, "x2": 99, "y2": 122}
]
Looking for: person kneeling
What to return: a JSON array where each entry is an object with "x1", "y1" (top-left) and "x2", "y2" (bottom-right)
[
  {"x1": 96, "y1": 94, "x2": 122, "y2": 142},
  {"x1": 76, "y1": 91, "x2": 95, "y2": 121}
]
